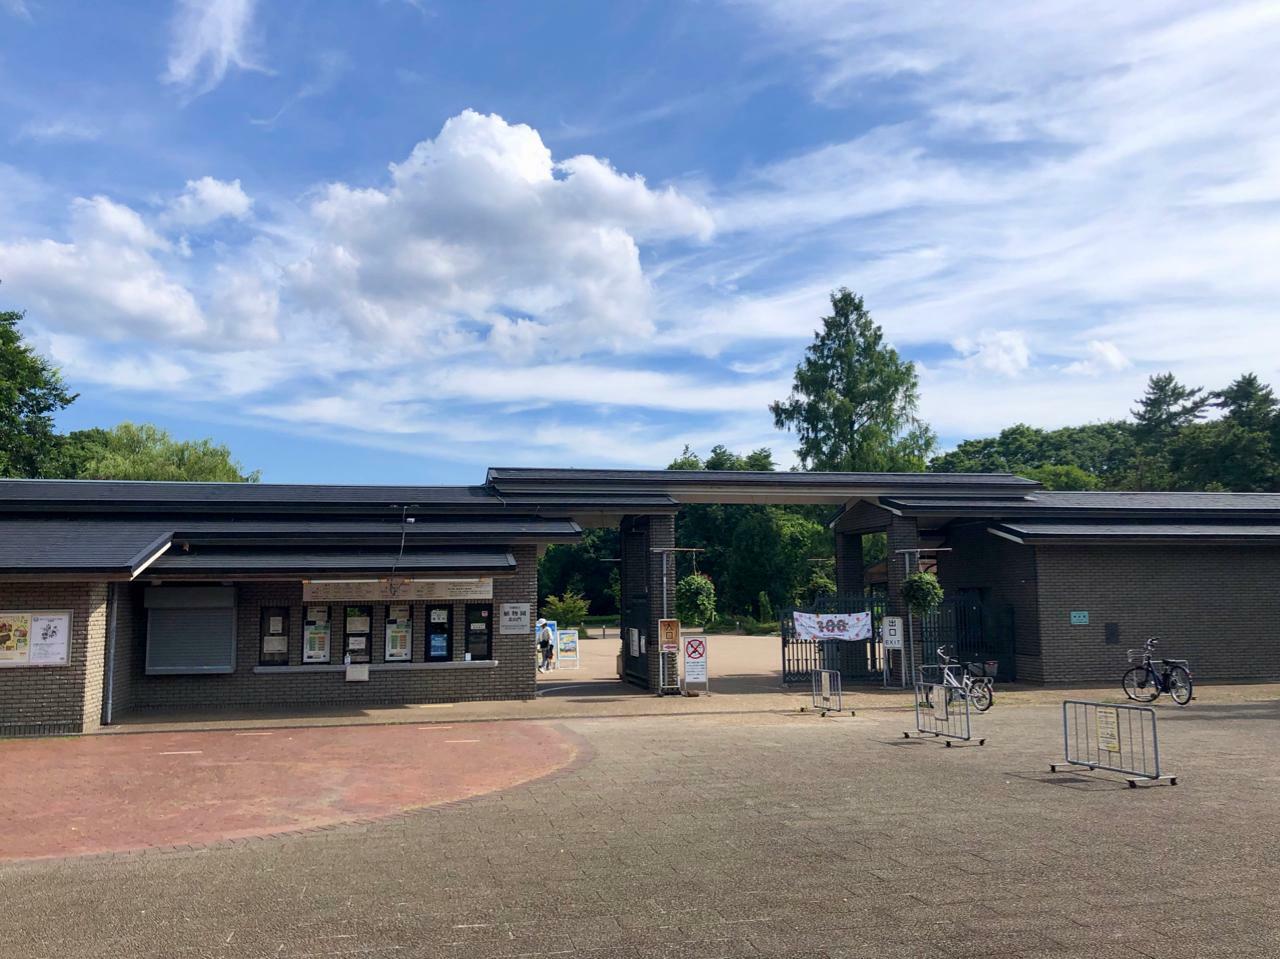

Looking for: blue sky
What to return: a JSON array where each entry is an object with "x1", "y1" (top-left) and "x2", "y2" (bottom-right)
[{"x1": 2, "y1": 1, "x2": 1279, "y2": 483}]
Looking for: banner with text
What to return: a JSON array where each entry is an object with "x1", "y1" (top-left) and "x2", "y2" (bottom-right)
[{"x1": 793, "y1": 611, "x2": 872, "y2": 643}]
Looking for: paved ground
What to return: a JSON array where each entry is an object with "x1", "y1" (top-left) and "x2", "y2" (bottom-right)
[{"x1": 4, "y1": 693, "x2": 1279, "y2": 958}]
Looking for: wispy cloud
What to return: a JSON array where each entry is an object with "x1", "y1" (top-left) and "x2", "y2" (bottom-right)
[
  {"x1": 12, "y1": 118, "x2": 100, "y2": 143},
  {"x1": 163, "y1": 0, "x2": 263, "y2": 96},
  {"x1": 250, "y1": 51, "x2": 349, "y2": 128},
  {"x1": 1, "y1": 0, "x2": 31, "y2": 21}
]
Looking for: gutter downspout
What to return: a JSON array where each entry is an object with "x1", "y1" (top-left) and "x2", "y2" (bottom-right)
[{"x1": 103, "y1": 582, "x2": 118, "y2": 726}]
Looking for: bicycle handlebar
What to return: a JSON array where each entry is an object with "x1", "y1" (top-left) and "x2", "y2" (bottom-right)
[{"x1": 1145, "y1": 637, "x2": 1160, "y2": 649}]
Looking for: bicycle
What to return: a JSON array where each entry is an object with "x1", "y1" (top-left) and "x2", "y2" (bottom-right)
[
  {"x1": 922, "y1": 645, "x2": 994, "y2": 712},
  {"x1": 1122, "y1": 637, "x2": 1193, "y2": 706}
]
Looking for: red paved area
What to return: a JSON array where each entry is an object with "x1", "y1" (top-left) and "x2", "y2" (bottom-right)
[{"x1": 0, "y1": 721, "x2": 578, "y2": 861}]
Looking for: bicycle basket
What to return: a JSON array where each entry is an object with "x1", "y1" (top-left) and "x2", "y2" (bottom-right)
[
  {"x1": 1126, "y1": 648, "x2": 1148, "y2": 665},
  {"x1": 965, "y1": 660, "x2": 999, "y2": 678}
]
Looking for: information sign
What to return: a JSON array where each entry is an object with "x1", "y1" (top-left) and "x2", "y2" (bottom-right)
[
  {"x1": 658, "y1": 618, "x2": 680, "y2": 651},
  {"x1": 683, "y1": 635, "x2": 708, "y2": 685},
  {"x1": 500, "y1": 603, "x2": 531, "y2": 635},
  {"x1": 0, "y1": 610, "x2": 71, "y2": 668},
  {"x1": 1096, "y1": 706, "x2": 1122, "y2": 753}
]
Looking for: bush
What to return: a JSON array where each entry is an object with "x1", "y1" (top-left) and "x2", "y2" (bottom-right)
[
  {"x1": 541, "y1": 589, "x2": 589, "y2": 626},
  {"x1": 676, "y1": 573, "x2": 717, "y2": 626},
  {"x1": 901, "y1": 571, "x2": 944, "y2": 617}
]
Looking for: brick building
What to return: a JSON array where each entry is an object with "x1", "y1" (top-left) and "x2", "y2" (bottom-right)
[{"x1": 2, "y1": 469, "x2": 1278, "y2": 735}]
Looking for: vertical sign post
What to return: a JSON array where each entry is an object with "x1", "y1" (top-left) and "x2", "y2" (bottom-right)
[
  {"x1": 881, "y1": 615, "x2": 904, "y2": 688},
  {"x1": 658, "y1": 618, "x2": 681, "y2": 695},
  {"x1": 682, "y1": 634, "x2": 709, "y2": 695}
]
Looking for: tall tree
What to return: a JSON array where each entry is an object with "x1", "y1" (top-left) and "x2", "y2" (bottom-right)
[
  {"x1": 64, "y1": 423, "x2": 260, "y2": 482},
  {"x1": 1130, "y1": 372, "x2": 1207, "y2": 489},
  {"x1": 771, "y1": 289, "x2": 935, "y2": 471},
  {"x1": 0, "y1": 310, "x2": 77, "y2": 478},
  {"x1": 1168, "y1": 373, "x2": 1280, "y2": 492}
]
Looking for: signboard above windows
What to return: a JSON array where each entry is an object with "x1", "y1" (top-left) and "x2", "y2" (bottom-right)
[{"x1": 301, "y1": 579, "x2": 493, "y2": 603}]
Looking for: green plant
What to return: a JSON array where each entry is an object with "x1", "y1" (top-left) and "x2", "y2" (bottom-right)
[
  {"x1": 901, "y1": 571, "x2": 944, "y2": 617},
  {"x1": 757, "y1": 590, "x2": 774, "y2": 622},
  {"x1": 676, "y1": 573, "x2": 716, "y2": 626},
  {"x1": 541, "y1": 589, "x2": 589, "y2": 626}
]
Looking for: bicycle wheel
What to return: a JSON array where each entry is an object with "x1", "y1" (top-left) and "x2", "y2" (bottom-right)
[
  {"x1": 969, "y1": 679, "x2": 993, "y2": 712},
  {"x1": 1168, "y1": 666, "x2": 1193, "y2": 706},
  {"x1": 1122, "y1": 666, "x2": 1159, "y2": 703}
]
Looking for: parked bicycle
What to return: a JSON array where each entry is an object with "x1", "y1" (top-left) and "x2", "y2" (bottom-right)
[
  {"x1": 922, "y1": 645, "x2": 994, "y2": 712},
  {"x1": 1122, "y1": 637, "x2": 1193, "y2": 706}
]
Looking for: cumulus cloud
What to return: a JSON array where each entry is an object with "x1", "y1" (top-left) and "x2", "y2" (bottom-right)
[
  {"x1": 164, "y1": 0, "x2": 262, "y2": 95},
  {"x1": 954, "y1": 330, "x2": 1032, "y2": 377},
  {"x1": 1062, "y1": 339, "x2": 1131, "y2": 376},
  {"x1": 165, "y1": 176, "x2": 254, "y2": 227},
  {"x1": 287, "y1": 110, "x2": 713, "y2": 352}
]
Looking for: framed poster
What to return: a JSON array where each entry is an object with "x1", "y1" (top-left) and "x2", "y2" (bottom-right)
[
  {"x1": 385, "y1": 603, "x2": 412, "y2": 662},
  {"x1": 0, "y1": 610, "x2": 71, "y2": 667},
  {"x1": 303, "y1": 606, "x2": 331, "y2": 664},
  {"x1": 427, "y1": 605, "x2": 451, "y2": 661}
]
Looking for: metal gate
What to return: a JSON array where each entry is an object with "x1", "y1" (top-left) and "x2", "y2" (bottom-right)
[
  {"x1": 621, "y1": 594, "x2": 649, "y2": 686},
  {"x1": 783, "y1": 595, "x2": 1015, "y2": 684},
  {"x1": 781, "y1": 594, "x2": 886, "y2": 683}
]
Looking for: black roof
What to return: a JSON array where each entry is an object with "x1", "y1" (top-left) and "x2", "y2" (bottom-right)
[
  {"x1": 0, "y1": 516, "x2": 580, "y2": 577},
  {"x1": 885, "y1": 491, "x2": 1280, "y2": 520},
  {"x1": 991, "y1": 520, "x2": 1280, "y2": 545},
  {"x1": 149, "y1": 549, "x2": 516, "y2": 577}
]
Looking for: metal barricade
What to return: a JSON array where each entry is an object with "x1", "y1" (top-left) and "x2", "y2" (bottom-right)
[
  {"x1": 810, "y1": 668, "x2": 842, "y2": 714},
  {"x1": 1050, "y1": 700, "x2": 1177, "y2": 787},
  {"x1": 903, "y1": 666, "x2": 984, "y2": 746}
]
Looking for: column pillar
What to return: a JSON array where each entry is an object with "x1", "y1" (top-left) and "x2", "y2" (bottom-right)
[{"x1": 833, "y1": 532, "x2": 864, "y2": 598}]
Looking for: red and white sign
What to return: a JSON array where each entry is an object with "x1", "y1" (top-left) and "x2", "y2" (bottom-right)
[{"x1": 683, "y1": 635, "x2": 707, "y2": 684}]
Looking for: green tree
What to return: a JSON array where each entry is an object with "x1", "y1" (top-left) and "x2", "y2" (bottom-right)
[
  {"x1": 1168, "y1": 374, "x2": 1280, "y2": 492},
  {"x1": 929, "y1": 422, "x2": 1133, "y2": 488},
  {"x1": 1130, "y1": 373, "x2": 1206, "y2": 488},
  {"x1": 675, "y1": 573, "x2": 716, "y2": 626},
  {"x1": 0, "y1": 310, "x2": 77, "y2": 478},
  {"x1": 901, "y1": 571, "x2": 944, "y2": 617},
  {"x1": 66, "y1": 422, "x2": 260, "y2": 482},
  {"x1": 541, "y1": 590, "x2": 589, "y2": 626},
  {"x1": 537, "y1": 527, "x2": 621, "y2": 615},
  {"x1": 771, "y1": 289, "x2": 935, "y2": 471}
]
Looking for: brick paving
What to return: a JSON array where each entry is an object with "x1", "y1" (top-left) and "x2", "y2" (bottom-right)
[{"x1": 3, "y1": 698, "x2": 1279, "y2": 958}]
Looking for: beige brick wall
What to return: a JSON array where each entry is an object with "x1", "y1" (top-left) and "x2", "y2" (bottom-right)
[{"x1": 0, "y1": 582, "x2": 108, "y2": 736}]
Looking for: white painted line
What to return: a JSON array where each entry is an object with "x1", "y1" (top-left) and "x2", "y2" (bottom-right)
[
  {"x1": 416, "y1": 726, "x2": 455, "y2": 731},
  {"x1": 444, "y1": 739, "x2": 480, "y2": 744},
  {"x1": 158, "y1": 750, "x2": 203, "y2": 755},
  {"x1": 234, "y1": 732, "x2": 273, "y2": 737},
  {"x1": 414, "y1": 703, "x2": 454, "y2": 709}
]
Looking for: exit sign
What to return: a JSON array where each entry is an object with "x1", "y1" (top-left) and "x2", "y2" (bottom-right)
[{"x1": 1070, "y1": 611, "x2": 1089, "y2": 625}]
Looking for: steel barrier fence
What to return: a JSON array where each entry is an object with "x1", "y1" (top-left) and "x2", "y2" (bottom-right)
[
  {"x1": 1049, "y1": 700, "x2": 1177, "y2": 787},
  {"x1": 904, "y1": 675, "x2": 984, "y2": 746},
  {"x1": 810, "y1": 668, "x2": 843, "y2": 714}
]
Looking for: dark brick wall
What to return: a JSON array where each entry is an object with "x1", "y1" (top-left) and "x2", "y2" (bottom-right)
[
  {"x1": 1034, "y1": 544, "x2": 1280, "y2": 684},
  {"x1": 832, "y1": 501, "x2": 920, "y2": 614},
  {"x1": 0, "y1": 582, "x2": 107, "y2": 736},
  {"x1": 644, "y1": 513, "x2": 676, "y2": 690},
  {"x1": 833, "y1": 532, "x2": 863, "y2": 596},
  {"x1": 116, "y1": 545, "x2": 538, "y2": 713},
  {"x1": 937, "y1": 523, "x2": 1043, "y2": 681}
]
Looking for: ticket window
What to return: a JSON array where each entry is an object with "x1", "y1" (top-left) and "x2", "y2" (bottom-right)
[
  {"x1": 384, "y1": 603, "x2": 413, "y2": 663},
  {"x1": 303, "y1": 606, "x2": 332, "y2": 664},
  {"x1": 260, "y1": 607, "x2": 290, "y2": 666},
  {"x1": 343, "y1": 604, "x2": 373, "y2": 664},
  {"x1": 465, "y1": 604, "x2": 492, "y2": 661},
  {"x1": 426, "y1": 605, "x2": 452, "y2": 662}
]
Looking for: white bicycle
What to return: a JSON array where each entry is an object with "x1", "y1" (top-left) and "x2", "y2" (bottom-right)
[{"x1": 922, "y1": 645, "x2": 994, "y2": 712}]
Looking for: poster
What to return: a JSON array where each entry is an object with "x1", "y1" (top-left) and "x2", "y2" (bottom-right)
[
  {"x1": 430, "y1": 608, "x2": 448, "y2": 623},
  {"x1": 683, "y1": 635, "x2": 708, "y2": 684},
  {"x1": 262, "y1": 634, "x2": 288, "y2": 656},
  {"x1": 268, "y1": 615, "x2": 284, "y2": 634},
  {"x1": 628, "y1": 628, "x2": 640, "y2": 658},
  {"x1": 303, "y1": 606, "x2": 331, "y2": 663},
  {"x1": 658, "y1": 618, "x2": 680, "y2": 651},
  {"x1": 429, "y1": 631, "x2": 450, "y2": 658},
  {"x1": 1096, "y1": 707, "x2": 1122, "y2": 753},
  {"x1": 500, "y1": 603, "x2": 531, "y2": 635},
  {"x1": 0, "y1": 611, "x2": 71, "y2": 667},
  {"x1": 557, "y1": 628, "x2": 579, "y2": 667},
  {"x1": 385, "y1": 604, "x2": 411, "y2": 661},
  {"x1": 793, "y1": 611, "x2": 872, "y2": 643},
  {"x1": 345, "y1": 609, "x2": 371, "y2": 634}
]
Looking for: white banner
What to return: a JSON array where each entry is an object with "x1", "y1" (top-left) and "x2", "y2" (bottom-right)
[{"x1": 793, "y1": 611, "x2": 872, "y2": 643}]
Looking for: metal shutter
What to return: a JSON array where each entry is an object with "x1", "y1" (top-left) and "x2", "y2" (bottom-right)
[{"x1": 145, "y1": 587, "x2": 236, "y2": 675}]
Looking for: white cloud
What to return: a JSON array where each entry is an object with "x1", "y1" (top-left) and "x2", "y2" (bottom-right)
[
  {"x1": 163, "y1": 0, "x2": 262, "y2": 95},
  {"x1": 954, "y1": 330, "x2": 1032, "y2": 377},
  {"x1": 1, "y1": 0, "x2": 30, "y2": 20},
  {"x1": 165, "y1": 176, "x2": 254, "y2": 227},
  {"x1": 13, "y1": 118, "x2": 99, "y2": 143},
  {"x1": 1062, "y1": 339, "x2": 1131, "y2": 377},
  {"x1": 287, "y1": 109, "x2": 713, "y2": 353}
]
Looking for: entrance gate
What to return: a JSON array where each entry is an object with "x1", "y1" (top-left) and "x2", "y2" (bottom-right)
[{"x1": 782, "y1": 594, "x2": 1015, "y2": 685}]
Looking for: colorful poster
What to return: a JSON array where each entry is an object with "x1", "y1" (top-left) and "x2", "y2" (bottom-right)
[
  {"x1": 303, "y1": 606, "x2": 331, "y2": 663},
  {"x1": 793, "y1": 611, "x2": 872, "y2": 643},
  {"x1": 0, "y1": 613, "x2": 31, "y2": 663},
  {"x1": 385, "y1": 604, "x2": 411, "y2": 662},
  {"x1": 557, "y1": 629, "x2": 579, "y2": 657}
]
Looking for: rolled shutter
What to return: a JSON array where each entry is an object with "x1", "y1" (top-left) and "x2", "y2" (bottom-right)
[{"x1": 145, "y1": 587, "x2": 236, "y2": 675}]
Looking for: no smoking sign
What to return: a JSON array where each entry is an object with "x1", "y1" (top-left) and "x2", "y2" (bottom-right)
[{"x1": 683, "y1": 636, "x2": 708, "y2": 685}]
